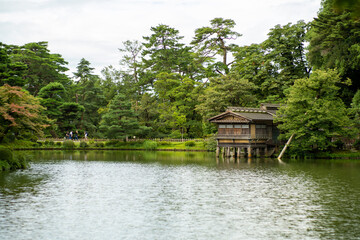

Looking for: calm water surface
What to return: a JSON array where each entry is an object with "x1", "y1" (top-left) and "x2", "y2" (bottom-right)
[{"x1": 1, "y1": 151, "x2": 360, "y2": 239}]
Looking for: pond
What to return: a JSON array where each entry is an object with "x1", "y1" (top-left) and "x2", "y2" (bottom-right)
[{"x1": 1, "y1": 151, "x2": 360, "y2": 239}]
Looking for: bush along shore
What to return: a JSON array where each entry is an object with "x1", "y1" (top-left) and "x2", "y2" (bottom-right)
[
  {"x1": 0, "y1": 146, "x2": 31, "y2": 171},
  {"x1": 6, "y1": 138, "x2": 217, "y2": 152}
]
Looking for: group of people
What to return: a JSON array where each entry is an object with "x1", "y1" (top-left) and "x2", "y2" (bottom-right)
[{"x1": 65, "y1": 131, "x2": 88, "y2": 140}]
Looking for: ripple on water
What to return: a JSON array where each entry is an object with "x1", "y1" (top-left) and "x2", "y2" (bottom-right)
[{"x1": 1, "y1": 153, "x2": 360, "y2": 239}]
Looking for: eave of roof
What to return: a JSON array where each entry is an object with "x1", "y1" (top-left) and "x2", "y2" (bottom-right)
[
  {"x1": 208, "y1": 110, "x2": 274, "y2": 122},
  {"x1": 208, "y1": 111, "x2": 252, "y2": 122}
]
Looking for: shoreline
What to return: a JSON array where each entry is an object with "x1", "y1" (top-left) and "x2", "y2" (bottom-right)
[{"x1": 13, "y1": 148, "x2": 212, "y2": 152}]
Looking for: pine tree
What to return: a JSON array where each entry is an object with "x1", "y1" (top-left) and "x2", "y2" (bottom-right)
[{"x1": 99, "y1": 94, "x2": 149, "y2": 140}]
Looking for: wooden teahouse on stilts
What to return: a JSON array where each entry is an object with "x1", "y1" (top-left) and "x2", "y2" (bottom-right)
[{"x1": 208, "y1": 103, "x2": 280, "y2": 158}]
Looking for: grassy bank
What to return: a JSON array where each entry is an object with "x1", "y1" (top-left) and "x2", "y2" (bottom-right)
[
  {"x1": 314, "y1": 150, "x2": 360, "y2": 159},
  {"x1": 3, "y1": 139, "x2": 216, "y2": 152}
]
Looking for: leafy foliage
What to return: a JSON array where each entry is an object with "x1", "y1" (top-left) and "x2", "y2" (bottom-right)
[
  {"x1": 275, "y1": 70, "x2": 354, "y2": 152},
  {"x1": 99, "y1": 94, "x2": 149, "y2": 140},
  {"x1": 2, "y1": 10, "x2": 360, "y2": 150},
  {"x1": 0, "y1": 84, "x2": 49, "y2": 143},
  {"x1": 307, "y1": 1, "x2": 360, "y2": 102},
  {"x1": 192, "y1": 18, "x2": 241, "y2": 72},
  {"x1": 196, "y1": 74, "x2": 257, "y2": 120},
  {"x1": 62, "y1": 140, "x2": 75, "y2": 149}
]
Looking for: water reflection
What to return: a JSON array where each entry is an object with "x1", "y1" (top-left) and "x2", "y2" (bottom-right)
[{"x1": 0, "y1": 151, "x2": 360, "y2": 239}]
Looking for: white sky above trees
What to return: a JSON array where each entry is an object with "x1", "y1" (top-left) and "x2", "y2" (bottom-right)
[{"x1": 0, "y1": 0, "x2": 321, "y2": 76}]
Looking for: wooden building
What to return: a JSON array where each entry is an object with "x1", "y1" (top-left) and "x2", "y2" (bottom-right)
[{"x1": 208, "y1": 103, "x2": 280, "y2": 158}]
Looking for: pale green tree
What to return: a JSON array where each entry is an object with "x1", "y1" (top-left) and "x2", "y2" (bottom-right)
[{"x1": 275, "y1": 69, "x2": 354, "y2": 153}]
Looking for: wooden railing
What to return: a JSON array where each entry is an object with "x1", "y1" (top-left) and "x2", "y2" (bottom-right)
[{"x1": 216, "y1": 134, "x2": 271, "y2": 140}]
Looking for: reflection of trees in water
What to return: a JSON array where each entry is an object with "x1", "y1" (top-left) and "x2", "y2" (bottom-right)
[
  {"x1": 0, "y1": 171, "x2": 46, "y2": 198},
  {"x1": 33, "y1": 150, "x2": 217, "y2": 167}
]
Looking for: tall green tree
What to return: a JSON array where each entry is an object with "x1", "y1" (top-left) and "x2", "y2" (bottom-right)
[
  {"x1": 142, "y1": 24, "x2": 201, "y2": 85},
  {"x1": 38, "y1": 82, "x2": 66, "y2": 137},
  {"x1": 100, "y1": 65, "x2": 121, "y2": 102},
  {"x1": 9, "y1": 42, "x2": 70, "y2": 96},
  {"x1": 119, "y1": 40, "x2": 143, "y2": 100},
  {"x1": 99, "y1": 94, "x2": 149, "y2": 140},
  {"x1": 38, "y1": 82, "x2": 66, "y2": 120},
  {"x1": 196, "y1": 74, "x2": 257, "y2": 120},
  {"x1": 57, "y1": 102, "x2": 85, "y2": 134},
  {"x1": 261, "y1": 21, "x2": 310, "y2": 100},
  {"x1": 307, "y1": 0, "x2": 360, "y2": 102},
  {"x1": 0, "y1": 43, "x2": 27, "y2": 87},
  {"x1": 154, "y1": 72, "x2": 202, "y2": 137},
  {"x1": 332, "y1": 0, "x2": 360, "y2": 18},
  {"x1": 231, "y1": 44, "x2": 274, "y2": 101},
  {"x1": 73, "y1": 58, "x2": 106, "y2": 136},
  {"x1": 275, "y1": 69, "x2": 354, "y2": 153},
  {"x1": 191, "y1": 18, "x2": 241, "y2": 74}
]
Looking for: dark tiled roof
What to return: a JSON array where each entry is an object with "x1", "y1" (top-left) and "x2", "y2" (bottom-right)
[
  {"x1": 209, "y1": 104, "x2": 280, "y2": 123},
  {"x1": 227, "y1": 107, "x2": 268, "y2": 113},
  {"x1": 239, "y1": 112, "x2": 274, "y2": 121}
]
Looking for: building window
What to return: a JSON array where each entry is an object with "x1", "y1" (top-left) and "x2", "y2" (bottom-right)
[
  {"x1": 219, "y1": 125, "x2": 226, "y2": 128},
  {"x1": 256, "y1": 125, "x2": 268, "y2": 136},
  {"x1": 234, "y1": 124, "x2": 249, "y2": 128},
  {"x1": 226, "y1": 125, "x2": 233, "y2": 128}
]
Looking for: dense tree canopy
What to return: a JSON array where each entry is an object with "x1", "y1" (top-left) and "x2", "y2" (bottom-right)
[
  {"x1": 99, "y1": 94, "x2": 149, "y2": 140},
  {"x1": 1, "y1": 8, "x2": 360, "y2": 152},
  {"x1": 275, "y1": 70, "x2": 354, "y2": 152}
]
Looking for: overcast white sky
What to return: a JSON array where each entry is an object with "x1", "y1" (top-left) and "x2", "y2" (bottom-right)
[{"x1": 0, "y1": 0, "x2": 321, "y2": 76}]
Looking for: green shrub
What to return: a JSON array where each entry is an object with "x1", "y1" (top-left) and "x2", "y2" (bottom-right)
[
  {"x1": 105, "y1": 140, "x2": 121, "y2": 147},
  {"x1": 36, "y1": 141, "x2": 43, "y2": 146},
  {"x1": 79, "y1": 141, "x2": 88, "y2": 148},
  {"x1": 12, "y1": 152, "x2": 30, "y2": 169},
  {"x1": 48, "y1": 140, "x2": 55, "y2": 146},
  {"x1": 158, "y1": 141, "x2": 171, "y2": 146},
  {"x1": 56, "y1": 142, "x2": 62, "y2": 147},
  {"x1": 0, "y1": 146, "x2": 13, "y2": 161},
  {"x1": 63, "y1": 140, "x2": 75, "y2": 149},
  {"x1": 353, "y1": 139, "x2": 360, "y2": 150},
  {"x1": 203, "y1": 137, "x2": 217, "y2": 151},
  {"x1": 143, "y1": 140, "x2": 158, "y2": 150},
  {"x1": 185, "y1": 140, "x2": 196, "y2": 147},
  {"x1": 0, "y1": 147, "x2": 29, "y2": 171},
  {"x1": 0, "y1": 161, "x2": 10, "y2": 171},
  {"x1": 0, "y1": 147, "x2": 13, "y2": 171},
  {"x1": 94, "y1": 142, "x2": 105, "y2": 148},
  {"x1": 332, "y1": 139, "x2": 345, "y2": 150},
  {"x1": 169, "y1": 130, "x2": 183, "y2": 139},
  {"x1": 44, "y1": 140, "x2": 49, "y2": 145}
]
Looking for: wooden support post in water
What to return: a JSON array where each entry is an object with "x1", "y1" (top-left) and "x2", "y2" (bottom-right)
[
  {"x1": 216, "y1": 146, "x2": 220, "y2": 158},
  {"x1": 256, "y1": 148, "x2": 260, "y2": 157},
  {"x1": 265, "y1": 147, "x2": 268, "y2": 157},
  {"x1": 237, "y1": 147, "x2": 241, "y2": 160},
  {"x1": 247, "y1": 147, "x2": 252, "y2": 158},
  {"x1": 278, "y1": 134, "x2": 294, "y2": 161},
  {"x1": 230, "y1": 147, "x2": 235, "y2": 162}
]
